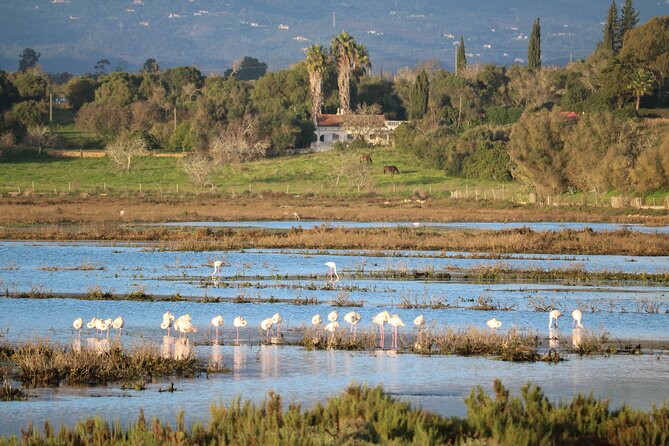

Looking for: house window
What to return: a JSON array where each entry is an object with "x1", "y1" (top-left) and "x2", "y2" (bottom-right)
[
  {"x1": 319, "y1": 135, "x2": 325, "y2": 142},
  {"x1": 347, "y1": 134, "x2": 354, "y2": 140},
  {"x1": 332, "y1": 133, "x2": 339, "y2": 141}
]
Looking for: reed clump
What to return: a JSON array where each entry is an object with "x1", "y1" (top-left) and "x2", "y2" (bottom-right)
[
  {"x1": 399, "y1": 293, "x2": 455, "y2": 309},
  {"x1": 428, "y1": 327, "x2": 552, "y2": 362},
  {"x1": 571, "y1": 332, "x2": 614, "y2": 356},
  {"x1": 9, "y1": 340, "x2": 200, "y2": 387},
  {"x1": 0, "y1": 379, "x2": 26, "y2": 401},
  {"x1": 1, "y1": 223, "x2": 668, "y2": 256},
  {"x1": 3, "y1": 381, "x2": 669, "y2": 445},
  {"x1": 300, "y1": 326, "x2": 558, "y2": 362},
  {"x1": 301, "y1": 328, "x2": 377, "y2": 351}
]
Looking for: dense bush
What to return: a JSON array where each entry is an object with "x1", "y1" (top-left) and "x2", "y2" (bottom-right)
[
  {"x1": 3, "y1": 382, "x2": 669, "y2": 445},
  {"x1": 486, "y1": 105, "x2": 522, "y2": 125}
]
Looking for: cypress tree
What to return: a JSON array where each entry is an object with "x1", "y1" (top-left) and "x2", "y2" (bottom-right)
[
  {"x1": 456, "y1": 36, "x2": 467, "y2": 75},
  {"x1": 408, "y1": 70, "x2": 429, "y2": 120},
  {"x1": 618, "y1": 0, "x2": 639, "y2": 49},
  {"x1": 602, "y1": 1, "x2": 618, "y2": 53},
  {"x1": 528, "y1": 18, "x2": 541, "y2": 69}
]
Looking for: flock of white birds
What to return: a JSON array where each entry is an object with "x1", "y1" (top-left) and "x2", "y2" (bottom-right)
[
  {"x1": 70, "y1": 261, "x2": 586, "y2": 349},
  {"x1": 71, "y1": 308, "x2": 585, "y2": 349}
]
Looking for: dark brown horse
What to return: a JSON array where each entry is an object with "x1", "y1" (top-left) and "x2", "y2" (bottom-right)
[
  {"x1": 360, "y1": 154, "x2": 373, "y2": 164},
  {"x1": 383, "y1": 165, "x2": 400, "y2": 175}
]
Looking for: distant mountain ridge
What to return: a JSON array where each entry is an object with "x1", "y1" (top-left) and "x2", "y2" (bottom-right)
[{"x1": 0, "y1": 0, "x2": 665, "y2": 74}]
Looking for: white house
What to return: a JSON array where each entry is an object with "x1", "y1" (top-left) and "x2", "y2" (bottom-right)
[{"x1": 311, "y1": 113, "x2": 404, "y2": 152}]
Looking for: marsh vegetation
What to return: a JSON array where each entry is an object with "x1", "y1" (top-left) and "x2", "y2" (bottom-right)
[{"x1": 2, "y1": 382, "x2": 668, "y2": 445}]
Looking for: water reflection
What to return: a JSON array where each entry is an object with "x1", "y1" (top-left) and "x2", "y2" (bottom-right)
[
  {"x1": 549, "y1": 328, "x2": 560, "y2": 349},
  {"x1": 259, "y1": 345, "x2": 280, "y2": 379},
  {"x1": 210, "y1": 344, "x2": 224, "y2": 368},
  {"x1": 232, "y1": 345, "x2": 247, "y2": 374},
  {"x1": 71, "y1": 339, "x2": 81, "y2": 353},
  {"x1": 161, "y1": 335, "x2": 174, "y2": 358},
  {"x1": 174, "y1": 338, "x2": 192, "y2": 360},
  {"x1": 85, "y1": 337, "x2": 110, "y2": 354},
  {"x1": 572, "y1": 328, "x2": 582, "y2": 349}
]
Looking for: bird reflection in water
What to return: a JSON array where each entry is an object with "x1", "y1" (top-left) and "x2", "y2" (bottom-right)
[
  {"x1": 259, "y1": 345, "x2": 280, "y2": 379},
  {"x1": 161, "y1": 335, "x2": 174, "y2": 359},
  {"x1": 549, "y1": 327, "x2": 560, "y2": 349},
  {"x1": 572, "y1": 328, "x2": 582, "y2": 349},
  {"x1": 174, "y1": 337, "x2": 192, "y2": 360},
  {"x1": 85, "y1": 337, "x2": 110, "y2": 354},
  {"x1": 71, "y1": 338, "x2": 82, "y2": 353},
  {"x1": 233, "y1": 345, "x2": 246, "y2": 373},
  {"x1": 210, "y1": 343, "x2": 224, "y2": 369}
]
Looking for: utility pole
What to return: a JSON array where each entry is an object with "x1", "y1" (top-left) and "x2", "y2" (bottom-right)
[
  {"x1": 173, "y1": 107, "x2": 177, "y2": 132},
  {"x1": 49, "y1": 93, "x2": 53, "y2": 127},
  {"x1": 332, "y1": 11, "x2": 335, "y2": 29}
]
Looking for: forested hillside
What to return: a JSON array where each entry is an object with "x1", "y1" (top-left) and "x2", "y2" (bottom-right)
[{"x1": 1, "y1": 8, "x2": 668, "y2": 198}]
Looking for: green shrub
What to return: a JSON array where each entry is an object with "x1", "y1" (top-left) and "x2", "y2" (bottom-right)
[{"x1": 486, "y1": 106, "x2": 522, "y2": 125}]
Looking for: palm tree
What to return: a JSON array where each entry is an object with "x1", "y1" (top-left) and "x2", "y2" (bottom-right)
[
  {"x1": 330, "y1": 32, "x2": 370, "y2": 113},
  {"x1": 627, "y1": 68, "x2": 655, "y2": 110},
  {"x1": 305, "y1": 44, "x2": 329, "y2": 122}
]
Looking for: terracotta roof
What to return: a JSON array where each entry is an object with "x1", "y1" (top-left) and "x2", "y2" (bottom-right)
[
  {"x1": 316, "y1": 114, "x2": 346, "y2": 127},
  {"x1": 316, "y1": 113, "x2": 386, "y2": 127}
]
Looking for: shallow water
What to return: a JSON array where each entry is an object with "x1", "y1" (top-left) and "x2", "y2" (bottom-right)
[
  {"x1": 1, "y1": 238, "x2": 669, "y2": 436},
  {"x1": 2, "y1": 344, "x2": 668, "y2": 436},
  {"x1": 1, "y1": 242, "x2": 668, "y2": 340},
  {"x1": 151, "y1": 220, "x2": 669, "y2": 233}
]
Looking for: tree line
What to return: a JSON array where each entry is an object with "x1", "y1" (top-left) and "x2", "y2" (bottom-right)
[{"x1": 0, "y1": 4, "x2": 667, "y2": 194}]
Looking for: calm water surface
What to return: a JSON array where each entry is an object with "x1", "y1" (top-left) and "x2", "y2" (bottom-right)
[
  {"x1": 1, "y1": 239, "x2": 668, "y2": 436},
  {"x1": 152, "y1": 220, "x2": 669, "y2": 233},
  {"x1": 1, "y1": 344, "x2": 668, "y2": 436}
]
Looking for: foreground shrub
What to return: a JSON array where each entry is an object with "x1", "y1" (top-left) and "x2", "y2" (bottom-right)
[{"x1": 3, "y1": 382, "x2": 669, "y2": 445}]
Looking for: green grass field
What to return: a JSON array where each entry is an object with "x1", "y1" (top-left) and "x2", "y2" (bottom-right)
[{"x1": 0, "y1": 145, "x2": 530, "y2": 200}]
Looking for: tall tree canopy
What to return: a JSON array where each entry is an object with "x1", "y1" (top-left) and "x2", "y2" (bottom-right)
[
  {"x1": 226, "y1": 57, "x2": 268, "y2": 81},
  {"x1": 142, "y1": 58, "x2": 160, "y2": 73},
  {"x1": 408, "y1": 70, "x2": 429, "y2": 120},
  {"x1": 18, "y1": 48, "x2": 40, "y2": 72},
  {"x1": 456, "y1": 36, "x2": 467, "y2": 75},
  {"x1": 602, "y1": 1, "x2": 618, "y2": 54},
  {"x1": 622, "y1": 15, "x2": 669, "y2": 106},
  {"x1": 618, "y1": 0, "x2": 639, "y2": 47},
  {"x1": 528, "y1": 18, "x2": 541, "y2": 70},
  {"x1": 305, "y1": 44, "x2": 329, "y2": 121},
  {"x1": 330, "y1": 32, "x2": 370, "y2": 113}
]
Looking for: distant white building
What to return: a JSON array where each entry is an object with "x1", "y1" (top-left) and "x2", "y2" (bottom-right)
[{"x1": 311, "y1": 113, "x2": 404, "y2": 152}]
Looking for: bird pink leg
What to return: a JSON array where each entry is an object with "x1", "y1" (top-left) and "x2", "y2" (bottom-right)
[{"x1": 277, "y1": 323, "x2": 281, "y2": 338}]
